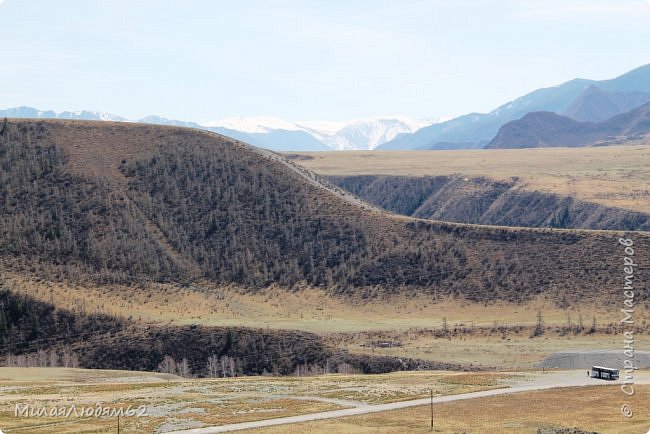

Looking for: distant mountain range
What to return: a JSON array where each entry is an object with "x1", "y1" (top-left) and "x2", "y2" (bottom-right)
[
  {"x1": 0, "y1": 106, "x2": 127, "y2": 122},
  {"x1": 487, "y1": 101, "x2": 650, "y2": 149},
  {"x1": 564, "y1": 85, "x2": 650, "y2": 122},
  {"x1": 378, "y1": 64, "x2": 650, "y2": 150},
  {"x1": 0, "y1": 106, "x2": 437, "y2": 151},
  {"x1": 3, "y1": 63, "x2": 650, "y2": 151},
  {"x1": 205, "y1": 116, "x2": 440, "y2": 150}
]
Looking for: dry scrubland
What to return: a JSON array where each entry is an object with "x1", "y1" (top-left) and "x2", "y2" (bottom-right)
[
  {"x1": 8, "y1": 274, "x2": 643, "y2": 332},
  {"x1": 6, "y1": 274, "x2": 649, "y2": 371},
  {"x1": 331, "y1": 330, "x2": 650, "y2": 370},
  {"x1": 0, "y1": 368, "x2": 514, "y2": 433},
  {"x1": 2, "y1": 368, "x2": 648, "y2": 433},
  {"x1": 246, "y1": 384, "x2": 650, "y2": 434},
  {"x1": 285, "y1": 145, "x2": 650, "y2": 214}
]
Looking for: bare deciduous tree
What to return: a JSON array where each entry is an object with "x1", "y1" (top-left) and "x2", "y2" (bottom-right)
[
  {"x1": 206, "y1": 354, "x2": 219, "y2": 378},
  {"x1": 336, "y1": 362, "x2": 358, "y2": 375},
  {"x1": 158, "y1": 355, "x2": 176, "y2": 374},
  {"x1": 49, "y1": 350, "x2": 59, "y2": 367},
  {"x1": 176, "y1": 357, "x2": 191, "y2": 378},
  {"x1": 37, "y1": 349, "x2": 48, "y2": 367},
  {"x1": 62, "y1": 347, "x2": 74, "y2": 368}
]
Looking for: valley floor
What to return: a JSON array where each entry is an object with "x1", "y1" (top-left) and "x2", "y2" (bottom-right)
[{"x1": 1, "y1": 368, "x2": 648, "y2": 433}]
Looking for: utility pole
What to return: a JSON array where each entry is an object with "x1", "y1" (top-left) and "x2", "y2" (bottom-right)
[
  {"x1": 117, "y1": 415, "x2": 120, "y2": 434},
  {"x1": 430, "y1": 389, "x2": 434, "y2": 431}
]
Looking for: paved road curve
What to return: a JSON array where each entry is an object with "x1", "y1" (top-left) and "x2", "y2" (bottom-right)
[{"x1": 166, "y1": 371, "x2": 650, "y2": 433}]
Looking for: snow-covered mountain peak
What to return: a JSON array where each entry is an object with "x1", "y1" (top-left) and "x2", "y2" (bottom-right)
[
  {"x1": 0, "y1": 105, "x2": 447, "y2": 151},
  {"x1": 204, "y1": 116, "x2": 302, "y2": 133},
  {"x1": 320, "y1": 117, "x2": 438, "y2": 150},
  {"x1": 203, "y1": 115, "x2": 440, "y2": 149}
]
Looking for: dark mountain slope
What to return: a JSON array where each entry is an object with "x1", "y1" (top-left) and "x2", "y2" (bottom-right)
[
  {"x1": 486, "y1": 111, "x2": 608, "y2": 148},
  {"x1": 379, "y1": 79, "x2": 594, "y2": 150},
  {"x1": 328, "y1": 175, "x2": 650, "y2": 231},
  {"x1": 564, "y1": 85, "x2": 650, "y2": 122},
  {"x1": 0, "y1": 119, "x2": 647, "y2": 305},
  {"x1": 487, "y1": 102, "x2": 650, "y2": 148},
  {"x1": 0, "y1": 122, "x2": 184, "y2": 284},
  {"x1": 603, "y1": 100, "x2": 650, "y2": 135},
  {"x1": 379, "y1": 64, "x2": 650, "y2": 150}
]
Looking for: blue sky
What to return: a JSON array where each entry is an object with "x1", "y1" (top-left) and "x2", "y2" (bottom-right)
[{"x1": 0, "y1": 0, "x2": 649, "y2": 122}]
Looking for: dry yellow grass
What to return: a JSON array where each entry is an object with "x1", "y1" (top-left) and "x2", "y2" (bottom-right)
[
  {"x1": 6, "y1": 273, "x2": 640, "y2": 334},
  {"x1": 7, "y1": 273, "x2": 648, "y2": 370},
  {"x1": 335, "y1": 331, "x2": 650, "y2": 369},
  {"x1": 243, "y1": 385, "x2": 650, "y2": 434},
  {"x1": 0, "y1": 367, "x2": 176, "y2": 383},
  {"x1": 0, "y1": 368, "x2": 518, "y2": 433},
  {"x1": 286, "y1": 145, "x2": 650, "y2": 214},
  {"x1": 0, "y1": 368, "x2": 341, "y2": 433}
]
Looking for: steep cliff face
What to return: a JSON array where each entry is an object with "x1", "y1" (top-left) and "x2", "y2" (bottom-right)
[{"x1": 328, "y1": 175, "x2": 650, "y2": 231}]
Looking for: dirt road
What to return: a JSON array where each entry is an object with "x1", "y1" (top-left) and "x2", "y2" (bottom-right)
[{"x1": 165, "y1": 370, "x2": 650, "y2": 433}]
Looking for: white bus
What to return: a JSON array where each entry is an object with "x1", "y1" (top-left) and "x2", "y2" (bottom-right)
[{"x1": 590, "y1": 366, "x2": 619, "y2": 380}]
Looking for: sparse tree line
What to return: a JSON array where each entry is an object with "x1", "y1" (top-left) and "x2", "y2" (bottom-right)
[
  {"x1": 158, "y1": 354, "x2": 359, "y2": 378},
  {"x1": 153, "y1": 351, "x2": 466, "y2": 378},
  {"x1": 205, "y1": 354, "x2": 237, "y2": 377},
  {"x1": 159, "y1": 354, "x2": 239, "y2": 378},
  {"x1": 439, "y1": 316, "x2": 646, "y2": 338},
  {"x1": 329, "y1": 317, "x2": 648, "y2": 350},
  {"x1": 3, "y1": 347, "x2": 79, "y2": 368}
]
